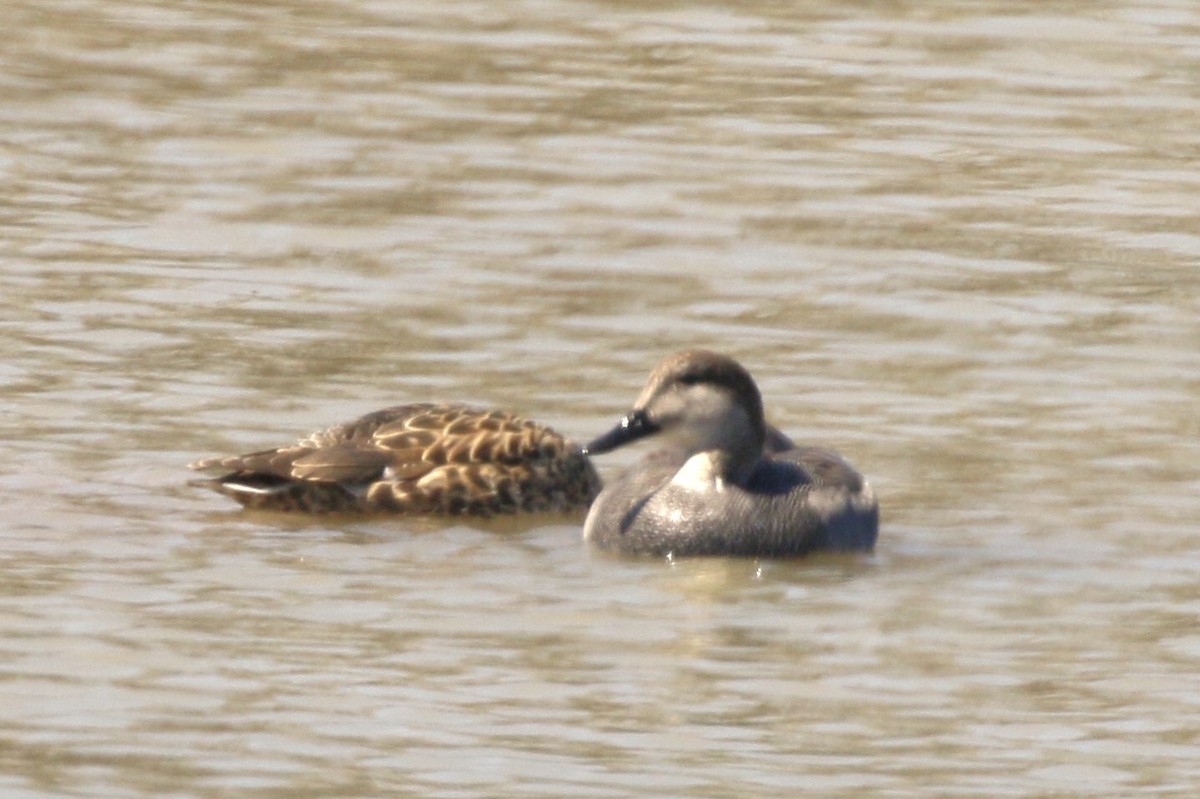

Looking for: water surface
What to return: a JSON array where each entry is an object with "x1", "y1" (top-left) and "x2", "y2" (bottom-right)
[{"x1": 2, "y1": 1, "x2": 1199, "y2": 796}]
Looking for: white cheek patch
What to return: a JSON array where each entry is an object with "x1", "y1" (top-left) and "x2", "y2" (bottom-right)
[{"x1": 669, "y1": 452, "x2": 725, "y2": 493}]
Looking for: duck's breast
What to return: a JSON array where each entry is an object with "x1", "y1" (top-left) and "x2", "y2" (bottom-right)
[{"x1": 585, "y1": 449, "x2": 877, "y2": 557}]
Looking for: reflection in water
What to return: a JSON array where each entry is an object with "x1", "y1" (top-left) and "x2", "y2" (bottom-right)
[{"x1": 2, "y1": 0, "x2": 1199, "y2": 796}]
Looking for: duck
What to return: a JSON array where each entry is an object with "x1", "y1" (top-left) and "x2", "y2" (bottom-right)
[
  {"x1": 582, "y1": 350, "x2": 878, "y2": 557},
  {"x1": 190, "y1": 403, "x2": 601, "y2": 515}
]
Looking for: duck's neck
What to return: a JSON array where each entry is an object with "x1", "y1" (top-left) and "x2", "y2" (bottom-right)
[
  {"x1": 669, "y1": 451, "x2": 729, "y2": 492},
  {"x1": 722, "y1": 447, "x2": 761, "y2": 485},
  {"x1": 673, "y1": 412, "x2": 764, "y2": 486},
  {"x1": 705, "y1": 405, "x2": 763, "y2": 484},
  {"x1": 669, "y1": 447, "x2": 758, "y2": 492}
]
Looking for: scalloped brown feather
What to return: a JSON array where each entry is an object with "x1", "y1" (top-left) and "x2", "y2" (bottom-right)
[{"x1": 190, "y1": 403, "x2": 601, "y2": 515}]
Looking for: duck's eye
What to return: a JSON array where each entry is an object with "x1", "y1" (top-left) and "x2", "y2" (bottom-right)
[{"x1": 677, "y1": 373, "x2": 704, "y2": 386}]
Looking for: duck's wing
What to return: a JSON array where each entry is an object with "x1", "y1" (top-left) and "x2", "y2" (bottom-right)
[
  {"x1": 189, "y1": 403, "x2": 600, "y2": 514},
  {"x1": 205, "y1": 403, "x2": 569, "y2": 483},
  {"x1": 187, "y1": 403, "x2": 446, "y2": 484},
  {"x1": 770, "y1": 445, "x2": 865, "y2": 492},
  {"x1": 370, "y1": 405, "x2": 570, "y2": 467},
  {"x1": 189, "y1": 442, "x2": 395, "y2": 485}
]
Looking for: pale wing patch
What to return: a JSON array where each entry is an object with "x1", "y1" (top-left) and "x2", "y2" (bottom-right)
[{"x1": 669, "y1": 452, "x2": 726, "y2": 493}]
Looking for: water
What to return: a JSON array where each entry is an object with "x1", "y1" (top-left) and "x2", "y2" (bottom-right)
[{"x1": 2, "y1": 0, "x2": 1199, "y2": 796}]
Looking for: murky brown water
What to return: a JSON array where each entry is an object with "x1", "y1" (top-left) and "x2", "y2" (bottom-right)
[{"x1": 3, "y1": 0, "x2": 1199, "y2": 796}]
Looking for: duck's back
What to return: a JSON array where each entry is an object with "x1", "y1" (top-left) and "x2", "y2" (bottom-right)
[
  {"x1": 191, "y1": 403, "x2": 601, "y2": 515},
  {"x1": 584, "y1": 446, "x2": 878, "y2": 557}
]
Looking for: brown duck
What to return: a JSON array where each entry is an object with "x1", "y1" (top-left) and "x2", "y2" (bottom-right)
[{"x1": 190, "y1": 403, "x2": 601, "y2": 515}]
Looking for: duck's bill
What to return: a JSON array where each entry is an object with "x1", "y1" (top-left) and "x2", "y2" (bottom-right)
[{"x1": 582, "y1": 410, "x2": 659, "y2": 455}]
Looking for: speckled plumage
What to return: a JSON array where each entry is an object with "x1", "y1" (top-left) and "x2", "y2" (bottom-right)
[
  {"x1": 582, "y1": 350, "x2": 879, "y2": 557},
  {"x1": 190, "y1": 403, "x2": 601, "y2": 515}
]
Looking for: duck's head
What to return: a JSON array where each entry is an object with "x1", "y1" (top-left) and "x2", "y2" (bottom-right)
[{"x1": 584, "y1": 349, "x2": 767, "y2": 480}]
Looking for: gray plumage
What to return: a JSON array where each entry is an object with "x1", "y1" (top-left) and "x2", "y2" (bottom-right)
[{"x1": 583, "y1": 350, "x2": 878, "y2": 557}]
